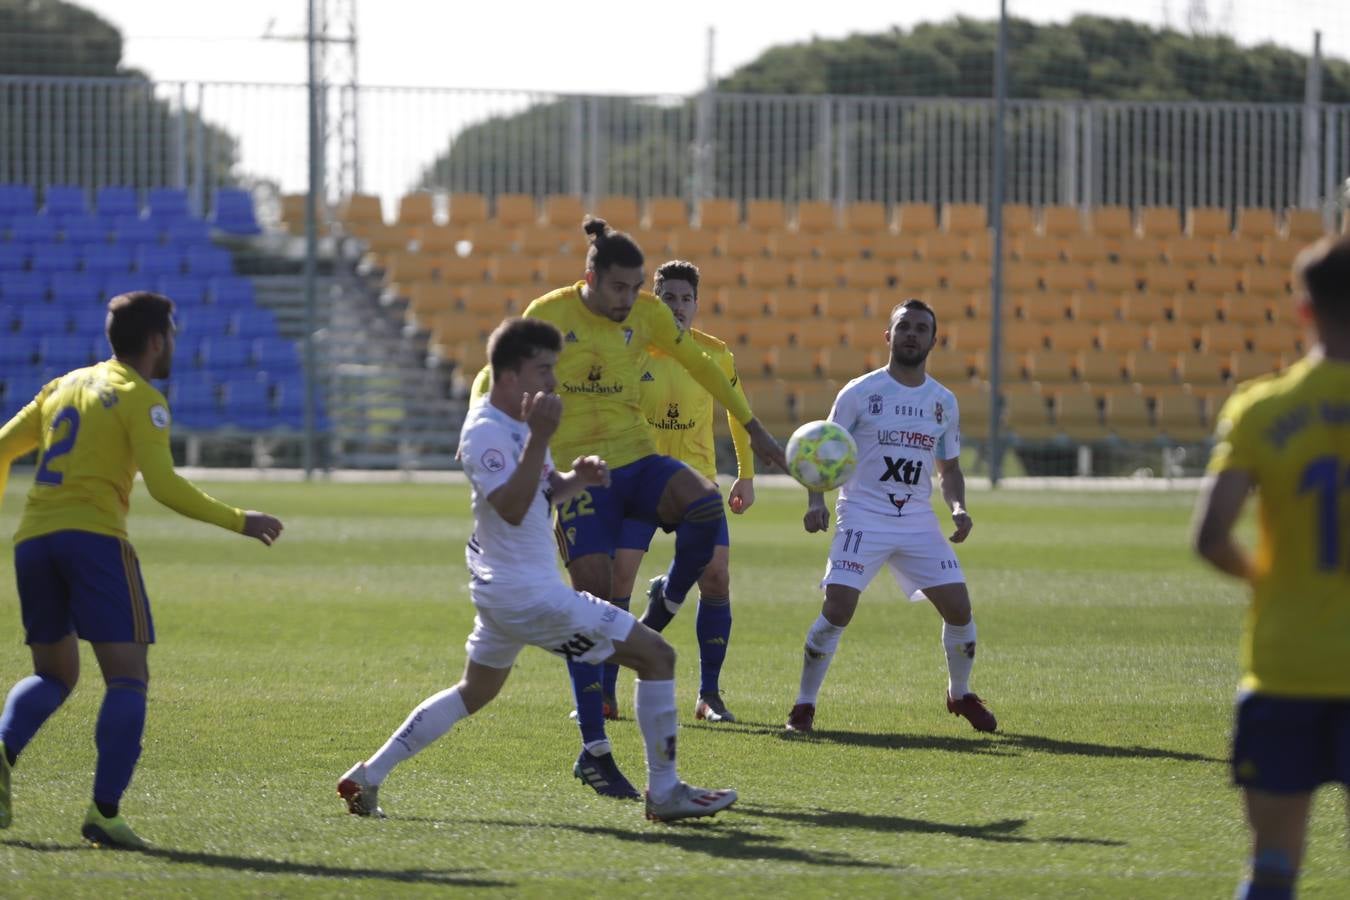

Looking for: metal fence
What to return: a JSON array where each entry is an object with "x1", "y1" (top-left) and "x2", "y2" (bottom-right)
[{"x1": 4, "y1": 75, "x2": 1350, "y2": 220}]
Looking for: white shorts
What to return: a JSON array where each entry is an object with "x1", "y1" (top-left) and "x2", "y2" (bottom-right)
[
  {"x1": 465, "y1": 579, "x2": 638, "y2": 669},
  {"x1": 820, "y1": 516, "x2": 964, "y2": 601}
]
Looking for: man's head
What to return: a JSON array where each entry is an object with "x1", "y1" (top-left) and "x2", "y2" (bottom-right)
[
  {"x1": 1294, "y1": 235, "x2": 1350, "y2": 336},
  {"x1": 581, "y1": 216, "x2": 645, "y2": 323},
  {"x1": 107, "y1": 291, "x2": 176, "y2": 379},
  {"x1": 653, "y1": 260, "x2": 699, "y2": 330},
  {"x1": 886, "y1": 298, "x2": 938, "y2": 368},
  {"x1": 488, "y1": 317, "x2": 563, "y2": 398}
]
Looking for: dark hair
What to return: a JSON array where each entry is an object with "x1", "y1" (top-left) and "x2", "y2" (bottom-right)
[
  {"x1": 654, "y1": 260, "x2": 700, "y2": 297},
  {"x1": 583, "y1": 216, "x2": 644, "y2": 273},
  {"x1": 107, "y1": 291, "x2": 175, "y2": 357},
  {"x1": 888, "y1": 297, "x2": 938, "y2": 333},
  {"x1": 488, "y1": 317, "x2": 563, "y2": 376},
  {"x1": 1295, "y1": 235, "x2": 1350, "y2": 327}
]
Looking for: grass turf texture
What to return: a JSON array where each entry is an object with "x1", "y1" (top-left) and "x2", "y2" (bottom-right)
[{"x1": 0, "y1": 480, "x2": 1347, "y2": 898}]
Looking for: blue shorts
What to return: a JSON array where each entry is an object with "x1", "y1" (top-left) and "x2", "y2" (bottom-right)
[
  {"x1": 14, "y1": 531, "x2": 155, "y2": 645},
  {"x1": 1231, "y1": 692, "x2": 1350, "y2": 792},
  {"x1": 554, "y1": 454, "x2": 690, "y2": 563},
  {"x1": 616, "y1": 504, "x2": 731, "y2": 553}
]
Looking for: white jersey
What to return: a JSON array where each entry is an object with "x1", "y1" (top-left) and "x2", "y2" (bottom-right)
[
  {"x1": 829, "y1": 369, "x2": 960, "y2": 529},
  {"x1": 457, "y1": 402, "x2": 562, "y2": 599}
]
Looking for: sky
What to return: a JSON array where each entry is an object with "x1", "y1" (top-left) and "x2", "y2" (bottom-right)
[{"x1": 74, "y1": 0, "x2": 1348, "y2": 95}]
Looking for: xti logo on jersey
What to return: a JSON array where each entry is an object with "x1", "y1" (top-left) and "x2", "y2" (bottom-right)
[{"x1": 880, "y1": 456, "x2": 924, "y2": 485}]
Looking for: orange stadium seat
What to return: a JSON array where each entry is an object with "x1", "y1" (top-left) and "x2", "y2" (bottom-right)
[
  {"x1": 1002, "y1": 204, "x2": 1035, "y2": 236},
  {"x1": 947, "y1": 263, "x2": 992, "y2": 293},
  {"x1": 397, "y1": 193, "x2": 436, "y2": 227},
  {"x1": 1089, "y1": 206, "x2": 1134, "y2": 240},
  {"x1": 339, "y1": 193, "x2": 384, "y2": 228},
  {"x1": 1098, "y1": 321, "x2": 1149, "y2": 352},
  {"x1": 1116, "y1": 238, "x2": 1162, "y2": 269},
  {"x1": 767, "y1": 231, "x2": 816, "y2": 260},
  {"x1": 1051, "y1": 322, "x2": 1098, "y2": 353},
  {"x1": 919, "y1": 234, "x2": 966, "y2": 263},
  {"x1": 1283, "y1": 208, "x2": 1327, "y2": 241},
  {"x1": 741, "y1": 316, "x2": 792, "y2": 349},
  {"x1": 1250, "y1": 321, "x2": 1302, "y2": 356},
  {"x1": 1000, "y1": 262, "x2": 1039, "y2": 293},
  {"x1": 942, "y1": 203, "x2": 986, "y2": 235},
  {"x1": 792, "y1": 259, "x2": 837, "y2": 290},
  {"x1": 895, "y1": 203, "x2": 938, "y2": 233},
  {"x1": 844, "y1": 201, "x2": 890, "y2": 233},
  {"x1": 896, "y1": 261, "x2": 941, "y2": 292},
  {"x1": 537, "y1": 254, "x2": 581, "y2": 285},
  {"x1": 1236, "y1": 208, "x2": 1277, "y2": 240},
  {"x1": 405, "y1": 283, "x2": 455, "y2": 320},
  {"x1": 795, "y1": 201, "x2": 837, "y2": 233},
  {"x1": 666, "y1": 227, "x2": 719, "y2": 259},
  {"x1": 447, "y1": 193, "x2": 489, "y2": 226},
  {"x1": 1105, "y1": 390, "x2": 1155, "y2": 441},
  {"x1": 644, "y1": 196, "x2": 687, "y2": 230},
  {"x1": 1228, "y1": 350, "x2": 1280, "y2": 382},
  {"x1": 459, "y1": 284, "x2": 515, "y2": 316},
  {"x1": 1014, "y1": 235, "x2": 1060, "y2": 265},
  {"x1": 1193, "y1": 268, "x2": 1240, "y2": 297},
  {"x1": 771, "y1": 288, "x2": 821, "y2": 319},
  {"x1": 1162, "y1": 237, "x2": 1212, "y2": 270},
  {"x1": 789, "y1": 381, "x2": 842, "y2": 422},
  {"x1": 1054, "y1": 390, "x2": 1109, "y2": 441},
  {"x1": 745, "y1": 199, "x2": 787, "y2": 232},
  {"x1": 494, "y1": 193, "x2": 537, "y2": 227},
  {"x1": 865, "y1": 233, "x2": 920, "y2": 262},
  {"x1": 384, "y1": 251, "x2": 435, "y2": 285},
  {"x1": 696, "y1": 258, "x2": 740, "y2": 290},
  {"x1": 819, "y1": 288, "x2": 872, "y2": 319},
  {"x1": 1040, "y1": 205, "x2": 1082, "y2": 238},
  {"x1": 593, "y1": 196, "x2": 639, "y2": 231},
  {"x1": 416, "y1": 226, "x2": 461, "y2": 254},
  {"x1": 1176, "y1": 351, "x2": 1228, "y2": 396},
  {"x1": 1044, "y1": 264, "x2": 1090, "y2": 295},
  {"x1": 1213, "y1": 238, "x2": 1260, "y2": 268},
  {"x1": 1153, "y1": 388, "x2": 1208, "y2": 442},
  {"x1": 1126, "y1": 349, "x2": 1177, "y2": 385},
  {"x1": 1018, "y1": 292, "x2": 1069, "y2": 322},
  {"x1": 1185, "y1": 207, "x2": 1231, "y2": 239},
  {"x1": 742, "y1": 259, "x2": 792, "y2": 290},
  {"x1": 925, "y1": 348, "x2": 973, "y2": 384},
  {"x1": 1220, "y1": 294, "x2": 1269, "y2": 326},
  {"x1": 1089, "y1": 264, "x2": 1135, "y2": 294},
  {"x1": 1241, "y1": 267, "x2": 1288, "y2": 299},
  {"x1": 1004, "y1": 386, "x2": 1054, "y2": 440},
  {"x1": 1262, "y1": 238, "x2": 1301, "y2": 268},
  {"x1": 721, "y1": 228, "x2": 772, "y2": 260},
  {"x1": 973, "y1": 348, "x2": 1028, "y2": 383},
  {"x1": 1171, "y1": 293, "x2": 1220, "y2": 328},
  {"x1": 767, "y1": 346, "x2": 822, "y2": 379},
  {"x1": 436, "y1": 254, "x2": 489, "y2": 285},
  {"x1": 698, "y1": 199, "x2": 740, "y2": 230},
  {"x1": 1200, "y1": 323, "x2": 1249, "y2": 354},
  {"x1": 1137, "y1": 207, "x2": 1182, "y2": 238},
  {"x1": 542, "y1": 195, "x2": 586, "y2": 228},
  {"x1": 517, "y1": 224, "x2": 571, "y2": 257},
  {"x1": 489, "y1": 255, "x2": 536, "y2": 286},
  {"x1": 816, "y1": 231, "x2": 863, "y2": 261},
  {"x1": 842, "y1": 260, "x2": 889, "y2": 291},
  {"x1": 464, "y1": 223, "x2": 513, "y2": 255},
  {"x1": 1147, "y1": 323, "x2": 1196, "y2": 354},
  {"x1": 1071, "y1": 292, "x2": 1120, "y2": 323},
  {"x1": 1077, "y1": 350, "x2": 1124, "y2": 386},
  {"x1": 1026, "y1": 350, "x2": 1076, "y2": 385},
  {"x1": 1063, "y1": 235, "x2": 1110, "y2": 265},
  {"x1": 1140, "y1": 263, "x2": 1186, "y2": 295}
]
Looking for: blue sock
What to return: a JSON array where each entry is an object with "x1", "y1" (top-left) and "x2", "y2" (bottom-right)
[
  {"x1": 0, "y1": 673, "x2": 70, "y2": 764},
  {"x1": 568, "y1": 661, "x2": 608, "y2": 747},
  {"x1": 663, "y1": 494, "x2": 724, "y2": 607},
  {"x1": 92, "y1": 678, "x2": 147, "y2": 810},
  {"x1": 602, "y1": 597, "x2": 630, "y2": 703},
  {"x1": 1236, "y1": 849, "x2": 1296, "y2": 900},
  {"x1": 696, "y1": 596, "x2": 732, "y2": 696}
]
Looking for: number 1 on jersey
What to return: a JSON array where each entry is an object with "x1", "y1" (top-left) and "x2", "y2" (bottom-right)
[
  {"x1": 1298, "y1": 455, "x2": 1350, "y2": 571},
  {"x1": 34, "y1": 407, "x2": 81, "y2": 486}
]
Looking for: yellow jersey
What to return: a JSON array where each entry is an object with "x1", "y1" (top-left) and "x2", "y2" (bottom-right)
[
  {"x1": 1207, "y1": 355, "x2": 1350, "y2": 697},
  {"x1": 638, "y1": 328, "x2": 754, "y2": 482},
  {"x1": 0, "y1": 360, "x2": 245, "y2": 542},
  {"x1": 477, "y1": 283, "x2": 755, "y2": 470}
]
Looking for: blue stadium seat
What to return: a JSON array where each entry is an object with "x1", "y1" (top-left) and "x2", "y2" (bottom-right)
[
  {"x1": 253, "y1": 336, "x2": 301, "y2": 373},
  {"x1": 180, "y1": 309, "x2": 232, "y2": 338},
  {"x1": 185, "y1": 245, "x2": 233, "y2": 276},
  {"x1": 19, "y1": 305, "x2": 70, "y2": 334},
  {"x1": 0, "y1": 335, "x2": 35, "y2": 371},
  {"x1": 29, "y1": 244, "x2": 78, "y2": 274},
  {"x1": 147, "y1": 188, "x2": 191, "y2": 222},
  {"x1": 221, "y1": 376, "x2": 274, "y2": 429},
  {"x1": 39, "y1": 335, "x2": 96, "y2": 369},
  {"x1": 81, "y1": 244, "x2": 134, "y2": 274},
  {"x1": 164, "y1": 219, "x2": 212, "y2": 246},
  {"x1": 168, "y1": 374, "x2": 219, "y2": 430},
  {"x1": 96, "y1": 187, "x2": 139, "y2": 219},
  {"x1": 49, "y1": 272, "x2": 101, "y2": 305},
  {"x1": 0, "y1": 303, "x2": 14, "y2": 332},
  {"x1": 70, "y1": 306, "x2": 108, "y2": 336},
  {"x1": 1, "y1": 272, "x2": 48, "y2": 303},
  {"x1": 233, "y1": 307, "x2": 276, "y2": 338},
  {"x1": 111, "y1": 216, "x2": 162, "y2": 246},
  {"x1": 43, "y1": 185, "x2": 88, "y2": 218},
  {"x1": 2, "y1": 374, "x2": 48, "y2": 418},
  {"x1": 156, "y1": 274, "x2": 209, "y2": 306},
  {"x1": 100, "y1": 273, "x2": 155, "y2": 301},
  {"x1": 0, "y1": 185, "x2": 37, "y2": 217},
  {"x1": 199, "y1": 336, "x2": 252, "y2": 369},
  {"x1": 9, "y1": 215, "x2": 57, "y2": 244},
  {"x1": 0, "y1": 244, "x2": 29, "y2": 271},
  {"x1": 60, "y1": 215, "x2": 109, "y2": 245},
  {"x1": 209, "y1": 276, "x2": 255, "y2": 307},
  {"x1": 135, "y1": 245, "x2": 185, "y2": 276},
  {"x1": 272, "y1": 375, "x2": 326, "y2": 431},
  {"x1": 210, "y1": 188, "x2": 262, "y2": 236}
]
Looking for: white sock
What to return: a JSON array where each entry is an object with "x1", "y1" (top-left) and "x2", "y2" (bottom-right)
[
  {"x1": 796, "y1": 614, "x2": 845, "y2": 705},
  {"x1": 582, "y1": 739, "x2": 612, "y2": 757},
  {"x1": 634, "y1": 678, "x2": 678, "y2": 801},
  {"x1": 364, "y1": 687, "x2": 469, "y2": 784},
  {"x1": 942, "y1": 621, "x2": 978, "y2": 698}
]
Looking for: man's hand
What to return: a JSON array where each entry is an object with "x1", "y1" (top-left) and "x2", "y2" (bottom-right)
[
  {"x1": 569, "y1": 455, "x2": 611, "y2": 488},
  {"x1": 522, "y1": 391, "x2": 562, "y2": 442},
  {"x1": 728, "y1": 478, "x2": 755, "y2": 514},
  {"x1": 949, "y1": 509, "x2": 973, "y2": 543},
  {"x1": 803, "y1": 492, "x2": 829, "y2": 533},
  {"x1": 243, "y1": 511, "x2": 284, "y2": 546},
  {"x1": 744, "y1": 419, "x2": 788, "y2": 472}
]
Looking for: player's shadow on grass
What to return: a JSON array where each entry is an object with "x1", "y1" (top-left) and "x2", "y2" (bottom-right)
[
  {"x1": 734, "y1": 803, "x2": 1126, "y2": 847},
  {"x1": 781, "y1": 728, "x2": 1222, "y2": 764},
  {"x1": 0, "y1": 839, "x2": 511, "y2": 887},
  {"x1": 459, "y1": 817, "x2": 899, "y2": 870}
]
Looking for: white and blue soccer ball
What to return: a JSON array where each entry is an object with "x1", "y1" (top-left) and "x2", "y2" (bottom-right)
[{"x1": 785, "y1": 420, "x2": 858, "y2": 492}]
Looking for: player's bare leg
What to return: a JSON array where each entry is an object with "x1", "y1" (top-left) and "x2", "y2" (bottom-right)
[
  {"x1": 0, "y1": 635, "x2": 79, "y2": 829},
  {"x1": 607, "y1": 624, "x2": 736, "y2": 821},
  {"x1": 1239, "y1": 788, "x2": 1311, "y2": 898},
  {"x1": 692, "y1": 546, "x2": 735, "y2": 722},
  {"x1": 924, "y1": 582, "x2": 996, "y2": 732},
  {"x1": 787, "y1": 584, "x2": 860, "y2": 732}
]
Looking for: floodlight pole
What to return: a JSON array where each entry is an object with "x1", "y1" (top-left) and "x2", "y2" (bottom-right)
[
  {"x1": 987, "y1": 0, "x2": 1009, "y2": 486},
  {"x1": 302, "y1": 0, "x2": 320, "y2": 478}
]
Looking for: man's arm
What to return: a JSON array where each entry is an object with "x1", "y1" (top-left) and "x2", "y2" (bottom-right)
[
  {"x1": 485, "y1": 393, "x2": 557, "y2": 527},
  {"x1": 133, "y1": 440, "x2": 246, "y2": 531},
  {"x1": 548, "y1": 455, "x2": 611, "y2": 507},
  {"x1": 0, "y1": 401, "x2": 42, "y2": 511},
  {"x1": 1191, "y1": 469, "x2": 1255, "y2": 580},
  {"x1": 935, "y1": 456, "x2": 972, "y2": 543}
]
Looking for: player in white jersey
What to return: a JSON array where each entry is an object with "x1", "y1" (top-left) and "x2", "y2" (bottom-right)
[
  {"x1": 336, "y1": 318, "x2": 736, "y2": 823},
  {"x1": 784, "y1": 299, "x2": 997, "y2": 734}
]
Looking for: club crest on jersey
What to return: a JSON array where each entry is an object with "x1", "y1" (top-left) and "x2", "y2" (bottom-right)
[
  {"x1": 666, "y1": 402, "x2": 680, "y2": 420},
  {"x1": 481, "y1": 449, "x2": 506, "y2": 473},
  {"x1": 641, "y1": 371, "x2": 654, "y2": 382},
  {"x1": 934, "y1": 401, "x2": 944, "y2": 424},
  {"x1": 587, "y1": 365, "x2": 603, "y2": 382},
  {"x1": 565, "y1": 330, "x2": 578, "y2": 343},
  {"x1": 868, "y1": 393, "x2": 884, "y2": 415},
  {"x1": 623, "y1": 327, "x2": 634, "y2": 345}
]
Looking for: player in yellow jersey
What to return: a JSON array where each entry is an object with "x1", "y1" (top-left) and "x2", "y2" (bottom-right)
[
  {"x1": 473, "y1": 218, "x2": 787, "y2": 797},
  {"x1": 608, "y1": 260, "x2": 754, "y2": 724},
  {"x1": 1193, "y1": 235, "x2": 1350, "y2": 900},
  {"x1": 0, "y1": 291, "x2": 284, "y2": 849}
]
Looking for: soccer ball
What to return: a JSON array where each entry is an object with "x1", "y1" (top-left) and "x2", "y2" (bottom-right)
[{"x1": 785, "y1": 420, "x2": 858, "y2": 492}]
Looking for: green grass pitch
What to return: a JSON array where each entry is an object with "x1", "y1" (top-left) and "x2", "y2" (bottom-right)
[{"x1": 0, "y1": 479, "x2": 1346, "y2": 897}]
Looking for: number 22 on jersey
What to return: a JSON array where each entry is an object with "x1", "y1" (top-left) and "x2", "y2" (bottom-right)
[{"x1": 34, "y1": 407, "x2": 81, "y2": 486}]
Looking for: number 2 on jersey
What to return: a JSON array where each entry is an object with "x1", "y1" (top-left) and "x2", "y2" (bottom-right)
[
  {"x1": 1298, "y1": 455, "x2": 1350, "y2": 571},
  {"x1": 34, "y1": 407, "x2": 81, "y2": 486}
]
